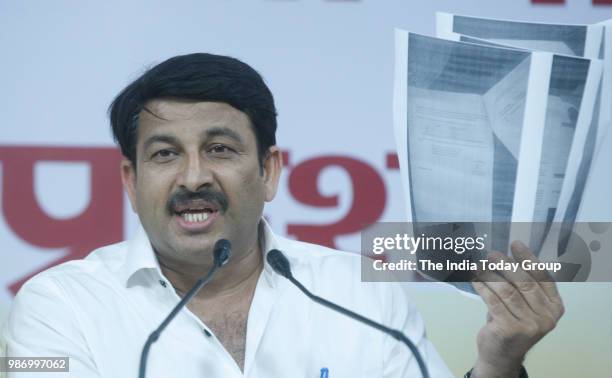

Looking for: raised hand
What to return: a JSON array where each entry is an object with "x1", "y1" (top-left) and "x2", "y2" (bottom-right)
[{"x1": 470, "y1": 241, "x2": 565, "y2": 378}]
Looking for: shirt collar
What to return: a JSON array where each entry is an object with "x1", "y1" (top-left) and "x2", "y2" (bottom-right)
[
  {"x1": 118, "y1": 225, "x2": 160, "y2": 286},
  {"x1": 118, "y1": 218, "x2": 284, "y2": 288},
  {"x1": 259, "y1": 218, "x2": 283, "y2": 288}
]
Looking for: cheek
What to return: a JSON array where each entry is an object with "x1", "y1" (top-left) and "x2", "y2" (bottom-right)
[
  {"x1": 135, "y1": 173, "x2": 172, "y2": 216},
  {"x1": 243, "y1": 171, "x2": 266, "y2": 196},
  {"x1": 225, "y1": 170, "x2": 266, "y2": 207}
]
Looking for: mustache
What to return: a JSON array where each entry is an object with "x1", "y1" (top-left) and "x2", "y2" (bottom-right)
[{"x1": 166, "y1": 187, "x2": 229, "y2": 214}]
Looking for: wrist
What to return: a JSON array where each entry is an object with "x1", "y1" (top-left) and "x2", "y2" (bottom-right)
[{"x1": 469, "y1": 357, "x2": 525, "y2": 378}]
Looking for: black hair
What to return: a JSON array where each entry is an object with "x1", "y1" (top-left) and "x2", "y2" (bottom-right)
[{"x1": 108, "y1": 53, "x2": 277, "y2": 166}]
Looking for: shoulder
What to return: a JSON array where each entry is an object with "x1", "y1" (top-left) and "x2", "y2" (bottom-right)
[
  {"x1": 11, "y1": 240, "x2": 129, "y2": 309},
  {"x1": 3, "y1": 245, "x2": 125, "y2": 373},
  {"x1": 274, "y1": 235, "x2": 368, "y2": 287},
  {"x1": 274, "y1": 235, "x2": 415, "y2": 319},
  {"x1": 6, "y1": 240, "x2": 129, "y2": 343},
  {"x1": 275, "y1": 235, "x2": 362, "y2": 269}
]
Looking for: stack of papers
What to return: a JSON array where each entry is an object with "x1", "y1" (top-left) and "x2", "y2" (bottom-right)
[{"x1": 393, "y1": 14, "x2": 611, "y2": 269}]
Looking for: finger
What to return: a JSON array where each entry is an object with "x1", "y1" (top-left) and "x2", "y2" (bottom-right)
[
  {"x1": 510, "y1": 241, "x2": 564, "y2": 317},
  {"x1": 486, "y1": 251, "x2": 556, "y2": 318},
  {"x1": 510, "y1": 241, "x2": 554, "y2": 283},
  {"x1": 471, "y1": 281, "x2": 518, "y2": 323},
  {"x1": 476, "y1": 271, "x2": 533, "y2": 320}
]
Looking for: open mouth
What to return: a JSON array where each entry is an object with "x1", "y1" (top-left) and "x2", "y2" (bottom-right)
[
  {"x1": 178, "y1": 208, "x2": 217, "y2": 223},
  {"x1": 172, "y1": 200, "x2": 221, "y2": 228}
]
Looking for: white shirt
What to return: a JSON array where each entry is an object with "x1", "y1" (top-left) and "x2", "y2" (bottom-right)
[{"x1": 3, "y1": 221, "x2": 452, "y2": 378}]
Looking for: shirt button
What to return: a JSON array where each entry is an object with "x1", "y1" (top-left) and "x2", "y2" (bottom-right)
[
  {"x1": 203, "y1": 329, "x2": 212, "y2": 337},
  {"x1": 159, "y1": 280, "x2": 167, "y2": 288}
]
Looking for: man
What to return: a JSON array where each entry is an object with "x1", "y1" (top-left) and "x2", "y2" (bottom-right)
[{"x1": 3, "y1": 53, "x2": 563, "y2": 377}]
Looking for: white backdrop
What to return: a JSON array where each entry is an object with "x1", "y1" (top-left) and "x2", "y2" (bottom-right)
[{"x1": 1, "y1": 1, "x2": 612, "y2": 376}]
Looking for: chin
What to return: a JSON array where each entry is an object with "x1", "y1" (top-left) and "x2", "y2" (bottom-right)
[{"x1": 173, "y1": 237, "x2": 216, "y2": 255}]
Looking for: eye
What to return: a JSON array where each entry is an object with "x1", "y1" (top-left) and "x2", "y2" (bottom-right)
[
  {"x1": 151, "y1": 149, "x2": 178, "y2": 162},
  {"x1": 208, "y1": 144, "x2": 236, "y2": 157}
]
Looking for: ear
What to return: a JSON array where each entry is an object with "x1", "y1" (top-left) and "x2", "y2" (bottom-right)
[
  {"x1": 262, "y1": 146, "x2": 283, "y2": 202},
  {"x1": 120, "y1": 159, "x2": 138, "y2": 213}
]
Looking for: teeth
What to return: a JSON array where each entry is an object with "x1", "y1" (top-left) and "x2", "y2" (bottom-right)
[{"x1": 181, "y1": 212, "x2": 209, "y2": 223}]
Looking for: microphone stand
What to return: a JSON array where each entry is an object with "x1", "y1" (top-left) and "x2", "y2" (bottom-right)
[
  {"x1": 267, "y1": 249, "x2": 429, "y2": 378},
  {"x1": 138, "y1": 239, "x2": 231, "y2": 378},
  {"x1": 286, "y1": 274, "x2": 429, "y2": 378}
]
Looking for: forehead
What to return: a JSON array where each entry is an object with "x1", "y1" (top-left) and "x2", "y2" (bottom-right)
[{"x1": 137, "y1": 100, "x2": 254, "y2": 142}]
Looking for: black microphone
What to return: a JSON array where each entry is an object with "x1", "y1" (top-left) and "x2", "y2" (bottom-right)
[
  {"x1": 266, "y1": 249, "x2": 430, "y2": 378},
  {"x1": 138, "y1": 239, "x2": 232, "y2": 378}
]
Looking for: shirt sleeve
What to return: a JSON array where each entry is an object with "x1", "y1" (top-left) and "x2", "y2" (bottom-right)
[
  {"x1": 3, "y1": 276, "x2": 101, "y2": 378},
  {"x1": 382, "y1": 282, "x2": 454, "y2": 378}
]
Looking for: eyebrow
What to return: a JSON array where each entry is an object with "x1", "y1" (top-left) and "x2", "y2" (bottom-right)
[
  {"x1": 142, "y1": 135, "x2": 180, "y2": 152},
  {"x1": 142, "y1": 127, "x2": 245, "y2": 152},
  {"x1": 205, "y1": 127, "x2": 244, "y2": 144}
]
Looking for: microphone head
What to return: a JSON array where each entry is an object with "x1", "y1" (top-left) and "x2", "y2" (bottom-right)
[
  {"x1": 213, "y1": 239, "x2": 231, "y2": 267},
  {"x1": 266, "y1": 249, "x2": 292, "y2": 279}
]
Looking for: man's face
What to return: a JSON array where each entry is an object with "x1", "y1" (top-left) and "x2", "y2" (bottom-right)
[{"x1": 121, "y1": 100, "x2": 281, "y2": 267}]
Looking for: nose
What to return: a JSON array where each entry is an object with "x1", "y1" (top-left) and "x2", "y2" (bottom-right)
[{"x1": 176, "y1": 151, "x2": 214, "y2": 192}]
